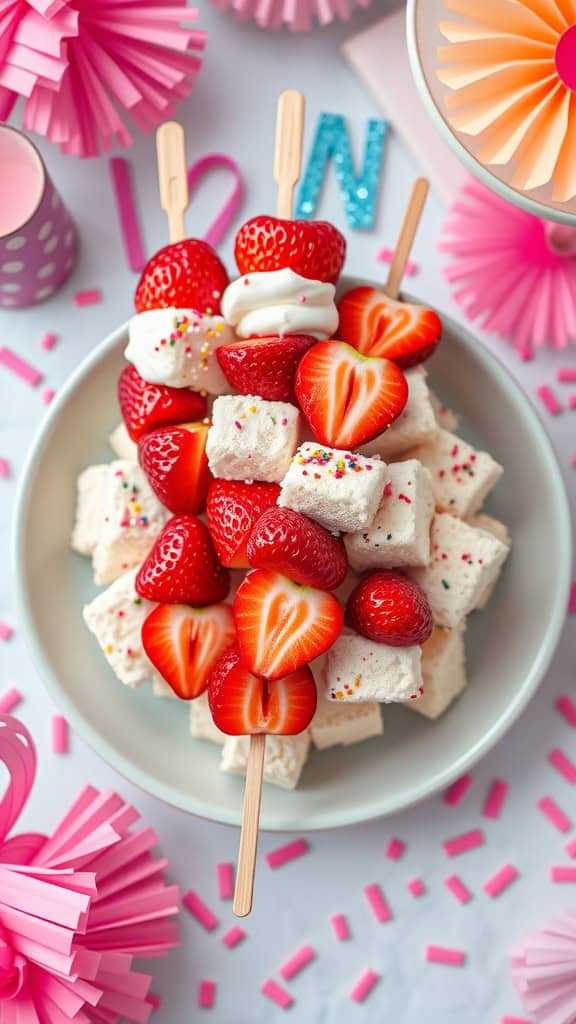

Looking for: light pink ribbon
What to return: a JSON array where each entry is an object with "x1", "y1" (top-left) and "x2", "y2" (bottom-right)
[{"x1": 0, "y1": 717, "x2": 46, "y2": 868}]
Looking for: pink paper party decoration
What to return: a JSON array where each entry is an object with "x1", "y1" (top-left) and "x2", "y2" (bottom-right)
[
  {"x1": 210, "y1": 0, "x2": 371, "y2": 33},
  {"x1": 441, "y1": 178, "x2": 576, "y2": 355},
  {"x1": 512, "y1": 912, "x2": 576, "y2": 1023},
  {"x1": 0, "y1": 714, "x2": 179, "y2": 1022}
]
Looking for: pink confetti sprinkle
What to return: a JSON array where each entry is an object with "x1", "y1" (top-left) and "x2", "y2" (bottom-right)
[
  {"x1": 331, "y1": 914, "x2": 350, "y2": 940},
  {"x1": 548, "y1": 748, "x2": 576, "y2": 783},
  {"x1": 217, "y1": 862, "x2": 234, "y2": 900},
  {"x1": 265, "y1": 838, "x2": 309, "y2": 869},
  {"x1": 40, "y1": 332, "x2": 57, "y2": 351},
  {"x1": 426, "y1": 945, "x2": 466, "y2": 967},
  {"x1": 385, "y1": 838, "x2": 405, "y2": 860},
  {"x1": 569, "y1": 582, "x2": 576, "y2": 614},
  {"x1": 445, "y1": 875, "x2": 472, "y2": 904},
  {"x1": 378, "y1": 247, "x2": 419, "y2": 276},
  {"x1": 51, "y1": 715, "x2": 69, "y2": 755},
  {"x1": 221, "y1": 925, "x2": 246, "y2": 949},
  {"x1": 557, "y1": 368, "x2": 576, "y2": 383},
  {"x1": 0, "y1": 622, "x2": 13, "y2": 641},
  {"x1": 443, "y1": 829, "x2": 484, "y2": 857},
  {"x1": 483, "y1": 864, "x2": 518, "y2": 898},
  {"x1": 483, "y1": 779, "x2": 509, "y2": 820},
  {"x1": 500, "y1": 1017, "x2": 532, "y2": 1024},
  {"x1": 0, "y1": 688, "x2": 22, "y2": 714},
  {"x1": 537, "y1": 796, "x2": 571, "y2": 833},
  {"x1": 570, "y1": 394, "x2": 576, "y2": 410},
  {"x1": 407, "y1": 878, "x2": 426, "y2": 898},
  {"x1": 572, "y1": 452, "x2": 576, "y2": 469},
  {"x1": 278, "y1": 944, "x2": 316, "y2": 980},
  {"x1": 109, "y1": 157, "x2": 146, "y2": 273},
  {"x1": 260, "y1": 979, "x2": 293, "y2": 1010},
  {"x1": 42, "y1": 388, "x2": 56, "y2": 405},
  {"x1": 0, "y1": 458, "x2": 10, "y2": 479},
  {"x1": 536, "y1": 385, "x2": 563, "y2": 415},
  {"x1": 74, "y1": 289, "x2": 102, "y2": 307},
  {"x1": 198, "y1": 980, "x2": 216, "y2": 1009},
  {"x1": 550, "y1": 865, "x2": 576, "y2": 883},
  {"x1": 348, "y1": 968, "x2": 380, "y2": 1003},
  {"x1": 0, "y1": 347, "x2": 43, "y2": 387},
  {"x1": 565, "y1": 837, "x2": 576, "y2": 858},
  {"x1": 364, "y1": 883, "x2": 392, "y2": 923},
  {"x1": 556, "y1": 695, "x2": 576, "y2": 727},
  {"x1": 182, "y1": 891, "x2": 219, "y2": 931},
  {"x1": 146, "y1": 993, "x2": 162, "y2": 1010},
  {"x1": 444, "y1": 774, "x2": 474, "y2": 807}
]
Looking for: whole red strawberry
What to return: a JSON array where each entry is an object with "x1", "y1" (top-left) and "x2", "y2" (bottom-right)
[
  {"x1": 134, "y1": 239, "x2": 229, "y2": 315},
  {"x1": 136, "y1": 514, "x2": 230, "y2": 605},
  {"x1": 138, "y1": 422, "x2": 211, "y2": 515},
  {"x1": 346, "y1": 571, "x2": 433, "y2": 647},
  {"x1": 216, "y1": 334, "x2": 314, "y2": 403},
  {"x1": 247, "y1": 507, "x2": 348, "y2": 591},
  {"x1": 207, "y1": 480, "x2": 280, "y2": 568},
  {"x1": 118, "y1": 365, "x2": 207, "y2": 442},
  {"x1": 234, "y1": 216, "x2": 346, "y2": 284}
]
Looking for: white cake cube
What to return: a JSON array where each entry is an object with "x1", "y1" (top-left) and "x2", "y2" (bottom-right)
[
  {"x1": 152, "y1": 673, "x2": 178, "y2": 699},
  {"x1": 430, "y1": 392, "x2": 460, "y2": 432},
  {"x1": 278, "y1": 443, "x2": 387, "y2": 533},
  {"x1": 125, "y1": 308, "x2": 234, "y2": 395},
  {"x1": 345, "y1": 459, "x2": 434, "y2": 571},
  {"x1": 409, "y1": 514, "x2": 509, "y2": 629},
  {"x1": 360, "y1": 368, "x2": 438, "y2": 460},
  {"x1": 72, "y1": 465, "x2": 109, "y2": 556},
  {"x1": 207, "y1": 394, "x2": 300, "y2": 483},
  {"x1": 189, "y1": 691, "x2": 226, "y2": 744},
  {"x1": 405, "y1": 429, "x2": 503, "y2": 518},
  {"x1": 310, "y1": 694, "x2": 383, "y2": 749},
  {"x1": 109, "y1": 422, "x2": 138, "y2": 462},
  {"x1": 83, "y1": 568, "x2": 154, "y2": 687},
  {"x1": 407, "y1": 624, "x2": 467, "y2": 719},
  {"x1": 220, "y1": 732, "x2": 311, "y2": 790},
  {"x1": 324, "y1": 633, "x2": 423, "y2": 703},
  {"x1": 467, "y1": 513, "x2": 511, "y2": 610}
]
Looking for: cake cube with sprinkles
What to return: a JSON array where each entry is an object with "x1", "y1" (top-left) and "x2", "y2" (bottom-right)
[{"x1": 404, "y1": 428, "x2": 503, "y2": 518}]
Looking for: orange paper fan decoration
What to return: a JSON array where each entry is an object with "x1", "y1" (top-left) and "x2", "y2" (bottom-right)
[{"x1": 437, "y1": 0, "x2": 576, "y2": 202}]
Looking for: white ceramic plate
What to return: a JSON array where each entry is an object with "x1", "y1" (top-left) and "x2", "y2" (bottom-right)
[{"x1": 14, "y1": 291, "x2": 572, "y2": 830}]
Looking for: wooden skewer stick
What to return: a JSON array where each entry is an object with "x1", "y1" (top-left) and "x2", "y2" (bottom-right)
[
  {"x1": 156, "y1": 121, "x2": 189, "y2": 244},
  {"x1": 383, "y1": 177, "x2": 429, "y2": 300},
  {"x1": 233, "y1": 90, "x2": 306, "y2": 921}
]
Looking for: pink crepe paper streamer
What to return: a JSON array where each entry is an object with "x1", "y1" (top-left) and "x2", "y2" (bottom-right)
[
  {"x1": 378, "y1": 247, "x2": 419, "y2": 276},
  {"x1": 511, "y1": 911, "x2": 576, "y2": 1022},
  {"x1": 548, "y1": 749, "x2": 576, "y2": 784},
  {"x1": 217, "y1": 861, "x2": 234, "y2": 900},
  {"x1": 364, "y1": 883, "x2": 392, "y2": 923},
  {"x1": 188, "y1": 154, "x2": 244, "y2": 249},
  {"x1": 147, "y1": 992, "x2": 162, "y2": 1010},
  {"x1": 198, "y1": 980, "x2": 216, "y2": 1009},
  {"x1": 278, "y1": 944, "x2": 316, "y2": 980},
  {"x1": 537, "y1": 796, "x2": 571, "y2": 833},
  {"x1": 51, "y1": 715, "x2": 69, "y2": 755},
  {"x1": 221, "y1": 925, "x2": 245, "y2": 949},
  {"x1": 210, "y1": 0, "x2": 372, "y2": 33},
  {"x1": 349, "y1": 968, "x2": 380, "y2": 1003},
  {"x1": 110, "y1": 158, "x2": 146, "y2": 274},
  {"x1": 426, "y1": 945, "x2": 466, "y2": 967},
  {"x1": 182, "y1": 890, "x2": 219, "y2": 931},
  {"x1": 42, "y1": 388, "x2": 55, "y2": 405},
  {"x1": 445, "y1": 875, "x2": 473, "y2": 904},
  {"x1": 483, "y1": 779, "x2": 510, "y2": 819},
  {"x1": 484, "y1": 864, "x2": 519, "y2": 898},
  {"x1": 265, "y1": 838, "x2": 309, "y2": 869},
  {"x1": 40, "y1": 332, "x2": 57, "y2": 351},
  {"x1": 443, "y1": 829, "x2": 485, "y2": 857},
  {"x1": 557, "y1": 368, "x2": 576, "y2": 382},
  {"x1": 536, "y1": 386, "x2": 563, "y2": 416},
  {"x1": 550, "y1": 866, "x2": 576, "y2": 882},
  {"x1": 568, "y1": 583, "x2": 576, "y2": 615},
  {"x1": 385, "y1": 837, "x2": 405, "y2": 860},
  {"x1": 74, "y1": 289, "x2": 102, "y2": 307},
  {"x1": 444, "y1": 774, "x2": 474, "y2": 806},
  {"x1": 556, "y1": 695, "x2": 576, "y2": 727},
  {"x1": 0, "y1": 622, "x2": 14, "y2": 641},
  {"x1": 331, "y1": 913, "x2": 350, "y2": 940},
  {"x1": 0, "y1": 688, "x2": 22, "y2": 714},
  {"x1": 407, "y1": 878, "x2": 426, "y2": 898},
  {"x1": 0, "y1": 458, "x2": 10, "y2": 479},
  {"x1": 260, "y1": 978, "x2": 293, "y2": 1010},
  {"x1": 0, "y1": 347, "x2": 43, "y2": 387}
]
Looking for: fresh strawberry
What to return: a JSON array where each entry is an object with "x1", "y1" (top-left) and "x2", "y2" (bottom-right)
[
  {"x1": 208, "y1": 647, "x2": 316, "y2": 735},
  {"x1": 294, "y1": 340, "x2": 408, "y2": 449},
  {"x1": 142, "y1": 603, "x2": 235, "y2": 700},
  {"x1": 346, "y1": 570, "x2": 433, "y2": 647},
  {"x1": 206, "y1": 480, "x2": 280, "y2": 569},
  {"x1": 247, "y1": 508, "x2": 347, "y2": 591},
  {"x1": 138, "y1": 422, "x2": 211, "y2": 515},
  {"x1": 234, "y1": 216, "x2": 346, "y2": 284},
  {"x1": 134, "y1": 239, "x2": 229, "y2": 315},
  {"x1": 216, "y1": 334, "x2": 314, "y2": 403},
  {"x1": 136, "y1": 514, "x2": 230, "y2": 605},
  {"x1": 337, "y1": 287, "x2": 442, "y2": 369},
  {"x1": 234, "y1": 569, "x2": 343, "y2": 679},
  {"x1": 118, "y1": 366, "x2": 207, "y2": 443}
]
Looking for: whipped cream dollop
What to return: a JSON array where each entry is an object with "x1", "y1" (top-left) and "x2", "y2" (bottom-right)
[
  {"x1": 125, "y1": 308, "x2": 234, "y2": 394},
  {"x1": 221, "y1": 268, "x2": 338, "y2": 340}
]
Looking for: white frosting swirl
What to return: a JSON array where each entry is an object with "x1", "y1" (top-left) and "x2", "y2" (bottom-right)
[
  {"x1": 221, "y1": 268, "x2": 338, "y2": 340},
  {"x1": 125, "y1": 308, "x2": 234, "y2": 394}
]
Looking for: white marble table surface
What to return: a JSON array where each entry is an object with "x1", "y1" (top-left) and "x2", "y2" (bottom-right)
[{"x1": 0, "y1": 2, "x2": 575, "y2": 1021}]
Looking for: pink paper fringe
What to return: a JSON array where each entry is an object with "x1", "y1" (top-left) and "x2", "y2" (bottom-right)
[{"x1": 210, "y1": 0, "x2": 372, "y2": 33}]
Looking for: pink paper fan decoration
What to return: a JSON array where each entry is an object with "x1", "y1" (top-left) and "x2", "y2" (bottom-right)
[
  {"x1": 0, "y1": 715, "x2": 179, "y2": 1022},
  {"x1": 512, "y1": 911, "x2": 576, "y2": 1024},
  {"x1": 210, "y1": 0, "x2": 371, "y2": 33},
  {"x1": 437, "y1": 0, "x2": 576, "y2": 201},
  {"x1": 1, "y1": 0, "x2": 205, "y2": 157},
  {"x1": 441, "y1": 177, "x2": 576, "y2": 355}
]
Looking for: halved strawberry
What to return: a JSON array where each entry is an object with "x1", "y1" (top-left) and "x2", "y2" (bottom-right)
[
  {"x1": 136, "y1": 514, "x2": 230, "y2": 605},
  {"x1": 294, "y1": 340, "x2": 408, "y2": 449},
  {"x1": 208, "y1": 647, "x2": 316, "y2": 735},
  {"x1": 246, "y1": 508, "x2": 348, "y2": 591},
  {"x1": 233, "y1": 569, "x2": 343, "y2": 680},
  {"x1": 118, "y1": 366, "x2": 208, "y2": 442},
  {"x1": 206, "y1": 480, "x2": 280, "y2": 569},
  {"x1": 142, "y1": 603, "x2": 235, "y2": 700},
  {"x1": 234, "y1": 216, "x2": 346, "y2": 284},
  {"x1": 138, "y1": 422, "x2": 211, "y2": 515},
  {"x1": 134, "y1": 239, "x2": 229, "y2": 316},
  {"x1": 337, "y1": 287, "x2": 442, "y2": 369},
  {"x1": 216, "y1": 335, "x2": 314, "y2": 403}
]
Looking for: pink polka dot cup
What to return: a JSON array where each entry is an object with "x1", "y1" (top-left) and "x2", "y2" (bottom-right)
[{"x1": 0, "y1": 125, "x2": 78, "y2": 309}]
